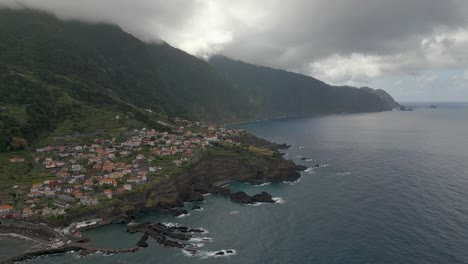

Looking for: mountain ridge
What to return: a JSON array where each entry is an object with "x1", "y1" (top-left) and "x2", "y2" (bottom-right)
[
  {"x1": 209, "y1": 55, "x2": 397, "y2": 119},
  {"x1": 0, "y1": 8, "x2": 399, "y2": 151}
]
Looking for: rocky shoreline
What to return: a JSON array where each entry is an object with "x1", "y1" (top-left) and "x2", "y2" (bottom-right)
[{"x1": 1, "y1": 140, "x2": 307, "y2": 262}]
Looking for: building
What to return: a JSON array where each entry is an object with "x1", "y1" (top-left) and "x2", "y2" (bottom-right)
[
  {"x1": 104, "y1": 189, "x2": 112, "y2": 199},
  {"x1": 0, "y1": 205, "x2": 13, "y2": 215},
  {"x1": 10, "y1": 157, "x2": 25, "y2": 163},
  {"x1": 99, "y1": 178, "x2": 117, "y2": 187},
  {"x1": 22, "y1": 208, "x2": 32, "y2": 218}
]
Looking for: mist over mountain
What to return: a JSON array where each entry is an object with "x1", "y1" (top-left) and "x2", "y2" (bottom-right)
[{"x1": 0, "y1": 9, "x2": 398, "y2": 149}]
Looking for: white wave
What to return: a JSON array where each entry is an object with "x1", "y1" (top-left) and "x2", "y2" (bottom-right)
[
  {"x1": 202, "y1": 193, "x2": 212, "y2": 197},
  {"x1": 188, "y1": 243, "x2": 204, "y2": 248},
  {"x1": 162, "y1": 222, "x2": 181, "y2": 227},
  {"x1": 182, "y1": 249, "x2": 237, "y2": 259},
  {"x1": 295, "y1": 155, "x2": 302, "y2": 158},
  {"x1": 189, "y1": 237, "x2": 214, "y2": 243},
  {"x1": 298, "y1": 146, "x2": 305, "y2": 149},
  {"x1": 193, "y1": 207, "x2": 204, "y2": 211},
  {"x1": 73, "y1": 254, "x2": 84, "y2": 259},
  {"x1": 195, "y1": 228, "x2": 209, "y2": 234},
  {"x1": 304, "y1": 167, "x2": 318, "y2": 174},
  {"x1": 229, "y1": 210, "x2": 239, "y2": 215},
  {"x1": 284, "y1": 176, "x2": 302, "y2": 185},
  {"x1": 304, "y1": 165, "x2": 330, "y2": 173},
  {"x1": 255, "y1": 182, "x2": 271, "y2": 187},
  {"x1": 177, "y1": 213, "x2": 191, "y2": 218},
  {"x1": 127, "y1": 221, "x2": 139, "y2": 226},
  {"x1": 336, "y1": 171, "x2": 351, "y2": 176},
  {"x1": 272, "y1": 197, "x2": 285, "y2": 204},
  {"x1": 304, "y1": 158, "x2": 314, "y2": 162},
  {"x1": 246, "y1": 202, "x2": 264, "y2": 207}
]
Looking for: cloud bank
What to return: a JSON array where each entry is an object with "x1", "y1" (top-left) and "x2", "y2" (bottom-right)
[{"x1": 1, "y1": 0, "x2": 468, "y2": 100}]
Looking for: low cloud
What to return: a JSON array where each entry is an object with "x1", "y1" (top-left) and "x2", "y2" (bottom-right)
[{"x1": 1, "y1": 0, "x2": 468, "y2": 99}]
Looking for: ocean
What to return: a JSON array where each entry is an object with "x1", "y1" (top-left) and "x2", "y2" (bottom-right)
[{"x1": 10, "y1": 104, "x2": 468, "y2": 263}]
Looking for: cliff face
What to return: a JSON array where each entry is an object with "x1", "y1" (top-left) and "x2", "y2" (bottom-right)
[
  {"x1": 179, "y1": 147, "x2": 301, "y2": 186},
  {"x1": 374, "y1": 89, "x2": 401, "y2": 109},
  {"x1": 209, "y1": 55, "x2": 397, "y2": 120}
]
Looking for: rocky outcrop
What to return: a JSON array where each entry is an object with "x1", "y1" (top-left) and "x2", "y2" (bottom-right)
[
  {"x1": 191, "y1": 205, "x2": 201, "y2": 211},
  {"x1": 251, "y1": 192, "x2": 274, "y2": 203},
  {"x1": 137, "y1": 234, "x2": 149, "y2": 248},
  {"x1": 168, "y1": 209, "x2": 188, "y2": 217},
  {"x1": 229, "y1": 192, "x2": 252, "y2": 204},
  {"x1": 128, "y1": 223, "x2": 206, "y2": 249},
  {"x1": 228, "y1": 191, "x2": 275, "y2": 204}
]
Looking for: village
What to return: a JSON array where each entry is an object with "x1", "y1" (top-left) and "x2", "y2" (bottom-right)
[{"x1": 0, "y1": 119, "x2": 241, "y2": 221}]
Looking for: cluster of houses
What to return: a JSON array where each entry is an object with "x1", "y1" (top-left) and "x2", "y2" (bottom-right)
[{"x1": 1, "y1": 119, "x2": 242, "y2": 220}]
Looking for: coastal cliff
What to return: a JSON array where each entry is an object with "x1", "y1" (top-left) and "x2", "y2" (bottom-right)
[{"x1": 98, "y1": 141, "x2": 304, "y2": 223}]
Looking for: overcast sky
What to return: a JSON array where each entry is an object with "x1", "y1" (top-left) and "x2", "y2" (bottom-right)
[{"x1": 2, "y1": 0, "x2": 468, "y2": 102}]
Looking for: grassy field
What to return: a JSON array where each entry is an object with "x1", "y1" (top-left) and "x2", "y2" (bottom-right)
[
  {"x1": 0, "y1": 104, "x2": 29, "y2": 124},
  {"x1": 40, "y1": 105, "x2": 144, "y2": 146}
]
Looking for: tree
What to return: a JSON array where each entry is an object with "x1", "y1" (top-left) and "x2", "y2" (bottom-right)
[{"x1": 10, "y1": 137, "x2": 28, "y2": 150}]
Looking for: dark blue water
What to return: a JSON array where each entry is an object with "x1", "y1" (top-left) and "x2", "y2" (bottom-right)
[{"x1": 25, "y1": 106, "x2": 468, "y2": 263}]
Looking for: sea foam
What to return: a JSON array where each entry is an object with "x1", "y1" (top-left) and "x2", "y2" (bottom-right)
[
  {"x1": 177, "y1": 213, "x2": 191, "y2": 218},
  {"x1": 272, "y1": 197, "x2": 285, "y2": 204},
  {"x1": 189, "y1": 237, "x2": 214, "y2": 243},
  {"x1": 336, "y1": 172, "x2": 351, "y2": 176},
  {"x1": 162, "y1": 222, "x2": 181, "y2": 227},
  {"x1": 182, "y1": 249, "x2": 237, "y2": 259}
]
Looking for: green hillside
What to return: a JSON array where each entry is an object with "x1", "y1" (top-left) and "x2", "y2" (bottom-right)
[{"x1": 0, "y1": 9, "x2": 398, "y2": 152}]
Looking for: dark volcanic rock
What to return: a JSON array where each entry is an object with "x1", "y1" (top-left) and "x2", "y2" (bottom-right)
[
  {"x1": 191, "y1": 205, "x2": 201, "y2": 210},
  {"x1": 215, "y1": 251, "x2": 225, "y2": 256},
  {"x1": 179, "y1": 188, "x2": 205, "y2": 202},
  {"x1": 192, "y1": 182, "x2": 212, "y2": 194},
  {"x1": 229, "y1": 192, "x2": 252, "y2": 204},
  {"x1": 296, "y1": 165, "x2": 308, "y2": 171},
  {"x1": 209, "y1": 186, "x2": 231, "y2": 196},
  {"x1": 277, "y1": 143, "x2": 291, "y2": 149},
  {"x1": 127, "y1": 222, "x2": 209, "y2": 250},
  {"x1": 187, "y1": 228, "x2": 205, "y2": 233},
  {"x1": 137, "y1": 233, "x2": 149, "y2": 248},
  {"x1": 168, "y1": 209, "x2": 188, "y2": 217},
  {"x1": 188, "y1": 191, "x2": 204, "y2": 202},
  {"x1": 192, "y1": 182, "x2": 231, "y2": 196},
  {"x1": 163, "y1": 239, "x2": 184, "y2": 248},
  {"x1": 251, "y1": 192, "x2": 274, "y2": 203}
]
